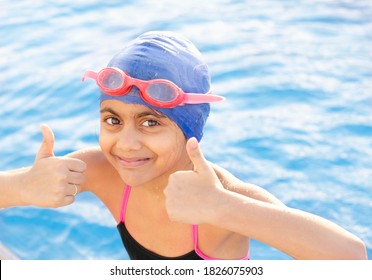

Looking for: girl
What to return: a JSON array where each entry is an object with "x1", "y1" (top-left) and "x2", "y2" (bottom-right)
[{"x1": 1, "y1": 31, "x2": 367, "y2": 260}]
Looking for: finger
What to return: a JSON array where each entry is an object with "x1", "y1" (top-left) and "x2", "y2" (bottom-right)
[
  {"x1": 61, "y1": 195, "x2": 76, "y2": 207},
  {"x1": 67, "y1": 183, "x2": 80, "y2": 196},
  {"x1": 49, "y1": 192, "x2": 76, "y2": 208},
  {"x1": 64, "y1": 158, "x2": 87, "y2": 173},
  {"x1": 36, "y1": 124, "x2": 55, "y2": 161},
  {"x1": 68, "y1": 171, "x2": 86, "y2": 185},
  {"x1": 186, "y1": 137, "x2": 213, "y2": 173}
]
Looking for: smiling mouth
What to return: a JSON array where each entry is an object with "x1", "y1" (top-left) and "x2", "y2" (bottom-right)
[{"x1": 116, "y1": 156, "x2": 151, "y2": 168}]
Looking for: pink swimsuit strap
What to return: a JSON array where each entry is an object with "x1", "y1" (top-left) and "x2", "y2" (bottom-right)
[
  {"x1": 119, "y1": 184, "x2": 249, "y2": 260},
  {"x1": 192, "y1": 225, "x2": 249, "y2": 260},
  {"x1": 119, "y1": 184, "x2": 131, "y2": 223}
]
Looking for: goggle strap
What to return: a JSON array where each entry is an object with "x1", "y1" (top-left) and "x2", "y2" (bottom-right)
[
  {"x1": 182, "y1": 92, "x2": 225, "y2": 104},
  {"x1": 82, "y1": 70, "x2": 98, "y2": 82}
]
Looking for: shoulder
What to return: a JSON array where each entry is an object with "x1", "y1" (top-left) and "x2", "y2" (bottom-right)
[
  {"x1": 67, "y1": 146, "x2": 109, "y2": 172},
  {"x1": 68, "y1": 146, "x2": 106, "y2": 164},
  {"x1": 211, "y1": 162, "x2": 285, "y2": 206}
]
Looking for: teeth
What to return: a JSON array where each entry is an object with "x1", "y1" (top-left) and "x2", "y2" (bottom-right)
[{"x1": 116, "y1": 156, "x2": 150, "y2": 167}]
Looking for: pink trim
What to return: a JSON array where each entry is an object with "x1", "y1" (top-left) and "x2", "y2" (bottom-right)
[
  {"x1": 192, "y1": 225, "x2": 250, "y2": 260},
  {"x1": 119, "y1": 184, "x2": 131, "y2": 223},
  {"x1": 192, "y1": 225, "x2": 215, "y2": 260}
]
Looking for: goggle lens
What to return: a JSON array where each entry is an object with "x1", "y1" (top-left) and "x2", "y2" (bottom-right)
[
  {"x1": 98, "y1": 69, "x2": 124, "y2": 90},
  {"x1": 147, "y1": 83, "x2": 178, "y2": 102}
]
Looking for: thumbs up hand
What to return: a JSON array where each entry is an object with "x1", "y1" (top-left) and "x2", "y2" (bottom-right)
[
  {"x1": 164, "y1": 137, "x2": 226, "y2": 225},
  {"x1": 22, "y1": 124, "x2": 87, "y2": 208}
]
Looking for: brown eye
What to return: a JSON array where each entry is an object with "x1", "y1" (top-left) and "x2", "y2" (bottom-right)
[
  {"x1": 142, "y1": 119, "x2": 160, "y2": 127},
  {"x1": 105, "y1": 117, "x2": 121, "y2": 125}
]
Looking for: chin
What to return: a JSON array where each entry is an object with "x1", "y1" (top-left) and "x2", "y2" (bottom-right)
[
  {"x1": 117, "y1": 168, "x2": 171, "y2": 188},
  {"x1": 117, "y1": 171, "x2": 147, "y2": 187}
]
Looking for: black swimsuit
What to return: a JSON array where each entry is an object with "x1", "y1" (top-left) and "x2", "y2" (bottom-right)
[
  {"x1": 117, "y1": 222, "x2": 203, "y2": 260},
  {"x1": 117, "y1": 185, "x2": 249, "y2": 260}
]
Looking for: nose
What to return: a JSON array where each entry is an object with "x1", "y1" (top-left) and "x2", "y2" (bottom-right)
[{"x1": 116, "y1": 124, "x2": 142, "y2": 152}]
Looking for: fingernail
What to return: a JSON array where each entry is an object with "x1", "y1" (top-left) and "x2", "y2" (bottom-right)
[{"x1": 189, "y1": 137, "x2": 198, "y2": 150}]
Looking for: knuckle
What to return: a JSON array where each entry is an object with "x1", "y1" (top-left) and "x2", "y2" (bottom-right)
[
  {"x1": 169, "y1": 171, "x2": 183, "y2": 181},
  {"x1": 168, "y1": 172, "x2": 177, "y2": 180},
  {"x1": 65, "y1": 196, "x2": 74, "y2": 206},
  {"x1": 51, "y1": 195, "x2": 63, "y2": 207},
  {"x1": 78, "y1": 172, "x2": 87, "y2": 181},
  {"x1": 79, "y1": 161, "x2": 87, "y2": 171},
  {"x1": 56, "y1": 171, "x2": 68, "y2": 182},
  {"x1": 163, "y1": 187, "x2": 169, "y2": 196},
  {"x1": 53, "y1": 185, "x2": 65, "y2": 195},
  {"x1": 71, "y1": 158, "x2": 87, "y2": 171},
  {"x1": 79, "y1": 174, "x2": 87, "y2": 184}
]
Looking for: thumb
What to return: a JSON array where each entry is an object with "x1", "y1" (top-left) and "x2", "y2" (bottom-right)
[
  {"x1": 186, "y1": 137, "x2": 212, "y2": 173},
  {"x1": 35, "y1": 124, "x2": 55, "y2": 161}
]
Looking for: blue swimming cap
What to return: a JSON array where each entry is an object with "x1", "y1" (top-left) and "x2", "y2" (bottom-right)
[{"x1": 100, "y1": 31, "x2": 211, "y2": 141}]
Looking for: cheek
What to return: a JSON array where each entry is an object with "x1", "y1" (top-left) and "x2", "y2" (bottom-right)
[
  {"x1": 99, "y1": 130, "x2": 113, "y2": 157},
  {"x1": 158, "y1": 144, "x2": 183, "y2": 162},
  {"x1": 152, "y1": 131, "x2": 188, "y2": 167}
]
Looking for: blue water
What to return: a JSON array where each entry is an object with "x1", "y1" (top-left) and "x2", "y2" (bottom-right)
[{"x1": 1, "y1": 0, "x2": 371, "y2": 260}]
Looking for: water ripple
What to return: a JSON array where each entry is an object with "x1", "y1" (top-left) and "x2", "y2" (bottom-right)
[{"x1": 1, "y1": 0, "x2": 371, "y2": 259}]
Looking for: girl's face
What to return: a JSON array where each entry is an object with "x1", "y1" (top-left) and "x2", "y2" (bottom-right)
[{"x1": 99, "y1": 100, "x2": 191, "y2": 188}]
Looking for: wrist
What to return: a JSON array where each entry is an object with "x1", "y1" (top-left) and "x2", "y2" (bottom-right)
[
  {"x1": 11, "y1": 169, "x2": 32, "y2": 207},
  {"x1": 0, "y1": 170, "x2": 29, "y2": 208},
  {"x1": 207, "y1": 186, "x2": 231, "y2": 226},
  {"x1": 18, "y1": 168, "x2": 34, "y2": 206}
]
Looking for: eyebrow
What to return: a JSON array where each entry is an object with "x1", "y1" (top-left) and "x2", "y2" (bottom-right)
[
  {"x1": 100, "y1": 107, "x2": 166, "y2": 119},
  {"x1": 100, "y1": 107, "x2": 118, "y2": 115}
]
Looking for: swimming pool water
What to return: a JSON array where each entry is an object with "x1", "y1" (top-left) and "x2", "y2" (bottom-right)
[{"x1": 0, "y1": 0, "x2": 371, "y2": 260}]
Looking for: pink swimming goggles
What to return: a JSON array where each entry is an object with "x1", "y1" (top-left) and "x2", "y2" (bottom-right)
[{"x1": 82, "y1": 67, "x2": 224, "y2": 108}]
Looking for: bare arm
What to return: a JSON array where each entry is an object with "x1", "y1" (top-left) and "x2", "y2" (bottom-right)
[
  {"x1": 0, "y1": 168, "x2": 29, "y2": 208},
  {"x1": 211, "y1": 163, "x2": 367, "y2": 259},
  {"x1": 212, "y1": 188, "x2": 366, "y2": 259},
  {"x1": 211, "y1": 162, "x2": 285, "y2": 206},
  {"x1": 164, "y1": 138, "x2": 367, "y2": 259}
]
